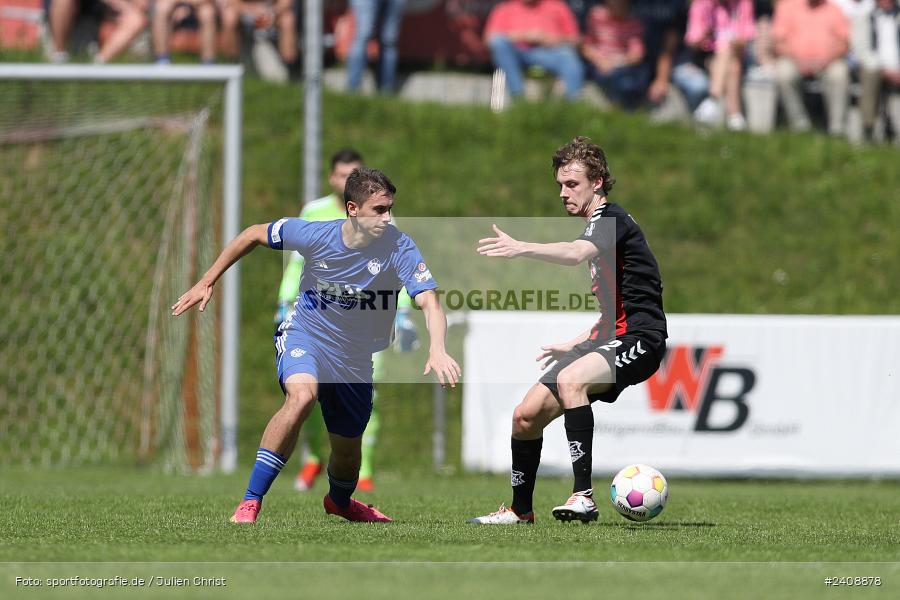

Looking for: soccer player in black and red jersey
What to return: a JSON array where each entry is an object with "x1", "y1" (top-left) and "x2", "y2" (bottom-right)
[{"x1": 468, "y1": 136, "x2": 667, "y2": 524}]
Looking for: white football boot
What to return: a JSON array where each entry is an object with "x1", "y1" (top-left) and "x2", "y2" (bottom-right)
[
  {"x1": 467, "y1": 504, "x2": 534, "y2": 525},
  {"x1": 551, "y1": 490, "x2": 599, "y2": 523}
]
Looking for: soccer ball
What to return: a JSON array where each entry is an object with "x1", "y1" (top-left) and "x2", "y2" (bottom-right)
[{"x1": 610, "y1": 464, "x2": 668, "y2": 522}]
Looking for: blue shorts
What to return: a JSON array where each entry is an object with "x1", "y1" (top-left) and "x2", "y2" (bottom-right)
[{"x1": 275, "y1": 328, "x2": 374, "y2": 438}]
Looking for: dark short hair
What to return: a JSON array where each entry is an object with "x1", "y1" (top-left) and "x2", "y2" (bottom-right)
[
  {"x1": 344, "y1": 167, "x2": 397, "y2": 212},
  {"x1": 330, "y1": 148, "x2": 363, "y2": 171},
  {"x1": 552, "y1": 136, "x2": 616, "y2": 195}
]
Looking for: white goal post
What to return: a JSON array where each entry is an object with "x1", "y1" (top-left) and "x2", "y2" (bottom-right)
[{"x1": 0, "y1": 64, "x2": 242, "y2": 473}]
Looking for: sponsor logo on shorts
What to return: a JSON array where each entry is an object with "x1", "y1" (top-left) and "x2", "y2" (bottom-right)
[
  {"x1": 615, "y1": 340, "x2": 647, "y2": 367},
  {"x1": 568, "y1": 441, "x2": 585, "y2": 463},
  {"x1": 290, "y1": 348, "x2": 306, "y2": 358}
]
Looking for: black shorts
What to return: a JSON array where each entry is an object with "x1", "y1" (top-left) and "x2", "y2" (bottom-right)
[{"x1": 539, "y1": 329, "x2": 666, "y2": 404}]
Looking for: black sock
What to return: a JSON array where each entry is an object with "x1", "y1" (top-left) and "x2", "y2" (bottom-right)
[
  {"x1": 327, "y1": 469, "x2": 357, "y2": 509},
  {"x1": 564, "y1": 406, "x2": 594, "y2": 493},
  {"x1": 510, "y1": 437, "x2": 542, "y2": 516}
]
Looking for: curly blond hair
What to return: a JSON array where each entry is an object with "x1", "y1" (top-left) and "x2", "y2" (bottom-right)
[{"x1": 552, "y1": 136, "x2": 615, "y2": 195}]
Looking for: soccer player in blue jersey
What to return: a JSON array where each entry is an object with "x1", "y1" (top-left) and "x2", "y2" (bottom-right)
[{"x1": 172, "y1": 168, "x2": 460, "y2": 523}]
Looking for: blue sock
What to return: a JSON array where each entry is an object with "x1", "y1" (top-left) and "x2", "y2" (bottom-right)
[
  {"x1": 243, "y1": 448, "x2": 286, "y2": 501},
  {"x1": 327, "y1": 469, "x2": 357, "y2": 509}
]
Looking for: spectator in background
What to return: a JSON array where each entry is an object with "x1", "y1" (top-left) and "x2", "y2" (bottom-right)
[
  {"x1": 749, "y1": 1, "x2": 776, "y2": 71},
  {"x1": 834, "y1": 1, "x2": 876, "y2": 70},
  {"x1": 220, "y1": 0, "x2": 299, "y2": 68},
  {"x1": 47, "y1": 0, "x2": 148, "y2": 63},
  {"x1": 565, "y1": 0, "x2": 600, "y2": 30},
  {"x1": 859, "y1": 0, "x2": 900, "y2": 141},
  {"x1": 833, "y1": 1, "x2": 878, "y2": 138},
  {"x1": 581, "y1": 0, "x2": 648, "y2": 109},
  {"x1": 631, "y1": 0, "x2": 709, "y2": 113},
  {"x1": 152, "y1": 0, "x2": 218, "y2": 64},
  {"x1": 772, "y1": 0, "x2": 850, "y2": 135},
  {"x1": 484, "y1": 0, "x2": 585, "y2": 101},
  {"x1": 686, "y1": 0, "x2": 756, "y2": 130},
  {"x1": 347, "y1": 0, "x2": 407, "y2": 93}
]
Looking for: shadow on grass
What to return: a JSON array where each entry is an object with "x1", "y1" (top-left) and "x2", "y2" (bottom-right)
[{"x1": 599, "y1": 521, "x2": 718, "y2": 529}]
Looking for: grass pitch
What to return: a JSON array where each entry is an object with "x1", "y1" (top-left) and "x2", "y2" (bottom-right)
[{"x1": 2, "y1": 467, "x2": 898, "y2": 598}]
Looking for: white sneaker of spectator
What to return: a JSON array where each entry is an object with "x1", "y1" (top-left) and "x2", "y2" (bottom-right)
[
  {"x1": 727, "y1": 113, "x2": 748, "y2": 132},
  {"x1": 694, "y1": 97, "x2": 723, "y2": 126}
]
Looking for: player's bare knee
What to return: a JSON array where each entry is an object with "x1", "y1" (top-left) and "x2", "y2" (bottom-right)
[
  {"x1": 511, "y1": 404, "x2": 535, "y2": 436},
  {"x1": 556, "y1": 373, "x2": 588, "y2": 408},
  {"x1": 282, "y1": 388, "x2": 315, "y2": 420},
  {"x1": 513, "y1": 402, "x2": 552, "y2": 436}
]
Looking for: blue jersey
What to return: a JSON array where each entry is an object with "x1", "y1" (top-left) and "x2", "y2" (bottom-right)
[{"x1": 268, "y1": 218, "x2": 437, "y2": 354}]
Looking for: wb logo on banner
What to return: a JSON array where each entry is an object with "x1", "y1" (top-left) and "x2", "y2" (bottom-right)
[{"x1": 645, "y1": 346, "x2": 756, "y2": 432}]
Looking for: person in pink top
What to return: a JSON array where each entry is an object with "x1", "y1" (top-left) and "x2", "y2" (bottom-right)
[
  {"x1": 581, "y1": 0, "x2": 648, "y2": 109},
  {"x1": 772, "y1": 0, "x2": 851, "y2": 135},
  {"x1": 484, "y1": 0, "x2": 585, "y2": 100},
  {"x1": 686, "y1": 0, "x2": 756, "y2": 130}
]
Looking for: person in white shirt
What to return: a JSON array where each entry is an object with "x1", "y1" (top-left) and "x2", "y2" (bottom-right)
[{"x1": 859, "y1": 0, "x2": 900, "y2": 140}]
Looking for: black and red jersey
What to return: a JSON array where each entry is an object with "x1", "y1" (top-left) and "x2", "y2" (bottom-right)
[{"x1": 577, "y1": 202, "x2": 667, "y2": 341}]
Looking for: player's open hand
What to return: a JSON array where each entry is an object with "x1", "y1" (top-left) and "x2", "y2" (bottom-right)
[
  {"x1": 171, "y1": 280, "x2": 214, "y2": 316},
  {"x1": 477, "y1": 224, "x2": 523, "y2": 258},
  {"x1": 536, "y1": 342, "x2": 573, "y2": 370},
  {"x1": 423, "y1": 350, "x2": 462, "y2": 388}
]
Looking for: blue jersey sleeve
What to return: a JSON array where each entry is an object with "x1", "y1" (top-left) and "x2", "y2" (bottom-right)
[
  {"x1": 267, "y1": 218, "x2": 314, "y2": 253},
  {"x1": 394, "y1": 234, "x2": 438, "y2": 298}
]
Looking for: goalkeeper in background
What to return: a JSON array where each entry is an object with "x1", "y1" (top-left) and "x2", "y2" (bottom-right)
[{"x1": 276, "y1": 148, "x2": 419, "y2": 493}]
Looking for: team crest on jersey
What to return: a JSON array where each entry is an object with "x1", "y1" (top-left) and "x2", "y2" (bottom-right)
[
  {"x1": 315, "y1": 259, "x2": 328, "y2": 269},
  {"x1": 414, "y1": 267, "x2": 433, "y2": 283},
  {"x1": 417, "y1": 262, "x2": 427, "y2": 271},
  {"x1": 584, "y1": 222, "x2": 595, "y2": 237},
  {"x1": 367, "y1": 258, "x2": 382, "y2": 275},
  {"x1": 290, "y1": 348, "x2": 306, "y2": 358}
]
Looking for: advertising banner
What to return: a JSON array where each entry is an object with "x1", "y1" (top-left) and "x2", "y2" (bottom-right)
[{"x1": 463, "y1": 313, "x2": 900, "y2": 476}]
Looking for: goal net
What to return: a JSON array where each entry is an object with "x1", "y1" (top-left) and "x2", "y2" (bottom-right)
[{"x1": 0, "y1": 65, "x2": 242, "y2": 472}]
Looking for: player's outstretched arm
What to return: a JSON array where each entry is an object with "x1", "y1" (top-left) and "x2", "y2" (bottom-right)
[
  {"x1": 171, "y1": 223, "x2": 270, "y2": 316},
  {"x1": 415, "y1": 290, "x2": 462, "y2": 388},
  {"x1": 477, "y1": 224, "x2": 597, "y2": 266}
]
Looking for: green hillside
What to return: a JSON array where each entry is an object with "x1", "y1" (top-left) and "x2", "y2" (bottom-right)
[{"x1": 236, "y1": 80, "x2": 900, "y2": 466}]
